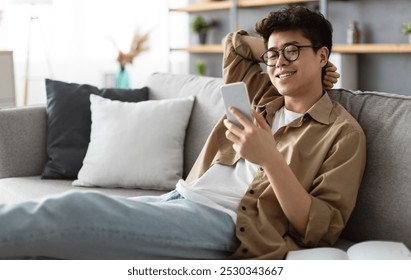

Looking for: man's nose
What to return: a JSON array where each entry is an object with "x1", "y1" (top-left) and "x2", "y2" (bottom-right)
[{"x1": 276, "y1": 51, "x2": 289, "y2": 67}]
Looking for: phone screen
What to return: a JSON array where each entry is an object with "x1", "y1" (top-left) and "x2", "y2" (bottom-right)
[{"x1": 220, "y1": 82, "x2": 253, "y2": 128}]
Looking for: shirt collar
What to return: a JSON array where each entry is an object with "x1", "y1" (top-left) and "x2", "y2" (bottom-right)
[
  {"x1": 257, "y1": 91, "x2": 333, "y2": 126},
  {"x1": 305, "y1": 91, "x2": 333, "y2": 125}
]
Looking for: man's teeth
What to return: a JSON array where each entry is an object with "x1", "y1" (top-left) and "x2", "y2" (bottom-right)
[{"x1": 278, "y1": 72, "x2": 294, "y2": 78}]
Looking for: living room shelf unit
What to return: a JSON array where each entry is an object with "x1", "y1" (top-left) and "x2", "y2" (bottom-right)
[
  {"x1": 170, "y1": 0, "x2": 328, "y2": 54},
  {"x1": 170, "y1": 1, "x2": 411, "y2": 55},
  {"x1": 170, "y1": 0, "x2": 327, "y2": 31},
  {"x1": 172, "y1": 44, "x2": 411, "y2": 54},
  {"x1": 169, "y1": 0, "x2": 320, "y2": 12}
]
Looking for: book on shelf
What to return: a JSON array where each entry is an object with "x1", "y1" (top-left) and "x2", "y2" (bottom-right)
[{"x1": 286, "y1": 240, "x2": 411, "y2": 260}]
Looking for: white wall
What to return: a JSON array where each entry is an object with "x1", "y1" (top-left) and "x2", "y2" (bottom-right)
[{"x1": 0, "y1": 0, "x2": 189, "y2": 106}]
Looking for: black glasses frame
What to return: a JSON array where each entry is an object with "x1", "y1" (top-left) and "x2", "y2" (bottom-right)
[{"x1": 260, "y1": 44, "x2": 321, "y2": 67}]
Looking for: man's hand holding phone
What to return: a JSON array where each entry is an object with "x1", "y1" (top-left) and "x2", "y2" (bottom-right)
[
  {"x1": 220, "y1": 82, "x2": 253, "y2": 129},
  {"x1": 221, "y1": 82, "x2": 279, "y2": 166}
]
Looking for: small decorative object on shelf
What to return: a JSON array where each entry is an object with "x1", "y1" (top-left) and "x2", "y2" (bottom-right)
[
  {"x1": 402, "y1": 21, "x2": 411, "y2": 44},
  {"x1": 191, "y1": 15, "x2": 217, "y2": 44},
  {"x1": 347, "y1": 20, "x2": 360, "y2": 44},
  {"x1": 115, "y1": 68, "x2": 130, "y2": 89},
  {"x1": 114, "y1": 31, "x2": 150, "y2": 88},
  {"x1": 196, "y1": 60, "x2": 207, "y2": 76}
]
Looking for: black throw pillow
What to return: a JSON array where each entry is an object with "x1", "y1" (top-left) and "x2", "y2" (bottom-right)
[{"x1": 41, "y1": 79, "x2": 149, "y2": 179}]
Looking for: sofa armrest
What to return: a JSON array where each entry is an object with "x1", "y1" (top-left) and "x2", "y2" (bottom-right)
[{"x1": 0, "y1": 106, "x2": 47, "y2": 178}]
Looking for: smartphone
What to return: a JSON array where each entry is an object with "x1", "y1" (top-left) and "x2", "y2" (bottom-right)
[{"x1": 220, "y1": 82, "x2": 253, "y2": 129}]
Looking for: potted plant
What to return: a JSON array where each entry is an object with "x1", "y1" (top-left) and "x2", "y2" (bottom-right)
[
  {"x1": 402, "y1": 21, "x2": 411, "y2": 43},
  {"x1": 196, "y1": 60, "x2": 206, "y2": 76},
  {"x1": 191, "y1": 16, "x2": 216, "y2": 44}
]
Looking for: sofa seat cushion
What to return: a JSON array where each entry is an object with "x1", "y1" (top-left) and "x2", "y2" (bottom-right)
[{"x1": 0, "y1": 177, "x2": 166, "y2": 205}]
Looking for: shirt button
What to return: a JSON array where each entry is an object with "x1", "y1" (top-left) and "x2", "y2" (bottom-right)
[
  {"x1": 241, "y1": 206, "x2": 246, "y2": 211},
  {"x1": 240, "y1": 227, "x2": 245, "y2": 232},
  {"x1": 242, "y1": 248, "x2": 248, "y2": 254},
  {"x1": 249, "y1": 189, "x2": 255, "y2": 195}
]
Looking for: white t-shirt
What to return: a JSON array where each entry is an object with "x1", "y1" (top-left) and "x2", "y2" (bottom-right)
[{"x1": 176, "y1": 106, "x2": 303, "y2": 222}]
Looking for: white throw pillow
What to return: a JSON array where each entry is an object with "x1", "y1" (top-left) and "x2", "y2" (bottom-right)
[{"x1": 73, "y1": 94, "x2": 194, "y2": 190}]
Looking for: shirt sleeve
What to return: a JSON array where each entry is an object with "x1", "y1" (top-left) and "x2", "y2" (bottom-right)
[
  {"x1": 295, "y1": 129, "x2": 367, "y2": 247},
  {"x1": 186, "y1": 31, "x2": 278, "y2": 182},
  {"x1": 222, "y1": 30, "x2": 274, "y2": 102}
]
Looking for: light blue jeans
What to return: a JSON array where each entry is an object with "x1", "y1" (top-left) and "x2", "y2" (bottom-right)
[{"x1": 0, "y1": 190, "x2": 239, "y2": 259}]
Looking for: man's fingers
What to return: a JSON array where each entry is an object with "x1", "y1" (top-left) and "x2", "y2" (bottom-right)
[
  {"x1": 252, "y1": 110, "x2": 270, "y2": 131},
  {"x1": 229, "y1": 107, "x2": 253, "y2": 127}
]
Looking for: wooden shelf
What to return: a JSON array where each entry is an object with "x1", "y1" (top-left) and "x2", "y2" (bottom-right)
[
  {"x1": 170, "y1": 0, "x2": 318, "y2": 12},
  {"x1": 172, "y1": 44, "x2": 411, "y2": 54},
  {"x1": 171, "y1": 45, "x2": 224, "y2": 53},
  {"x1": 333, "y1": 44, "x2": 411, "y2": 53},
  {"x1": 239, "y1": 0, "x2": 318, "y2": 8},
  {"x1": 170, "y1": 1, "x2": 230, "y2": 12}
]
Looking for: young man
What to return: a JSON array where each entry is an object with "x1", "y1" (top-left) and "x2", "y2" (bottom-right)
[
  {"x1": 0, "y1": 7, "x2": 365, "y2": 260},
  {"x1": 186, "y1": 6, "x2": 366, "y2": 259}
]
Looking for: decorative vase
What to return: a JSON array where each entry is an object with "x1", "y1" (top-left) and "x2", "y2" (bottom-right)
[
  {"x1": 347, "y1": 20, "x2": 360, "y2": 44},
  {"x1": 115, "y1": 67, "x2": 130, "y2": 89},
  {"x1": 198, "y1": 31, "x2": 207, "y2": 44}
]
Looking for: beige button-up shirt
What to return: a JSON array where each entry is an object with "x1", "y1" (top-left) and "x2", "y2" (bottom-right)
[{"x1": 186, "y1": 31, "x2": 367, "y2": 259}]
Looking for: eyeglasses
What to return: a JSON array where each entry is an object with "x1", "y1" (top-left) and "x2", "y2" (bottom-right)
[{"x1": 260, "y1": 44, "x2": 321, "y2": 67}]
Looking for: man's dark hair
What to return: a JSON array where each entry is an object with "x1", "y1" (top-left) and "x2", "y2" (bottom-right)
[{"x1": 255, "y1": 6, "x2": 333, "y2": 57}]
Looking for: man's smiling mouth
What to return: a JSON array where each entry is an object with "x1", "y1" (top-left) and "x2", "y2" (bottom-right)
[{"x1": 276, "y1": 71, "x2": 297, "y2": 79}]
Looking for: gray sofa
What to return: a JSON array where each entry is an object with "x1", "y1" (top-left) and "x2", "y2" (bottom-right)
[{"x1": 0, "y1": 72, "x2": 410, "y2": 253}]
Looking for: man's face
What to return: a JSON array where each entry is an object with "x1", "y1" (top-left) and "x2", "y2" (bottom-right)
[{"x1": 266, "y1": 30, "x2": 327, "y2": 99}]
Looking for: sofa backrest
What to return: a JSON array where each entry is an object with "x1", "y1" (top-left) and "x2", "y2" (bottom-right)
[
  {"x1": 146, "y1": 73, "x2": 225, "y2": 178},
  {"x1": 329, "y1": 89, "x2": 411, "y2": 249},
  {"x1": 146, "y1": 73, "x2": 411, "y2": 248}
]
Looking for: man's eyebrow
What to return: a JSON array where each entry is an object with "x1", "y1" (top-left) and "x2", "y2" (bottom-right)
[{"x1": 268, "y1": 41, "x2": 300, "y2": 50}]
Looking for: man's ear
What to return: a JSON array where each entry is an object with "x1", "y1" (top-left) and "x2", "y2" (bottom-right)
[{"x1": 319, "y1": 47, "x2": 329, "y2": 67}]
